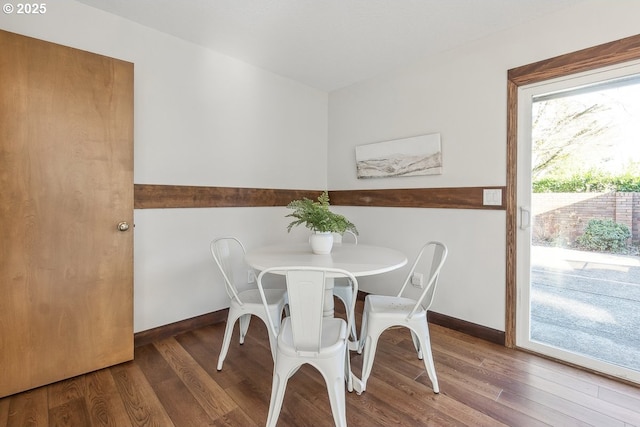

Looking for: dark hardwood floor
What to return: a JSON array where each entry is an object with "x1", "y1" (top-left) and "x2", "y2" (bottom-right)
[{"x1": 2, "y1": 300, "x2": 640, "y2": 426}]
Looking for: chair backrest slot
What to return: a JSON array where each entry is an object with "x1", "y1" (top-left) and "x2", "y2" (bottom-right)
[{"x1": 286, "y1": 270, "x2": 326, "y2": 354}]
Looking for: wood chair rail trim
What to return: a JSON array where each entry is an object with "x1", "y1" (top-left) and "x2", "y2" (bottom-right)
[{"x1": 134, "y1": 184, "x2": 506, "y2": 210}]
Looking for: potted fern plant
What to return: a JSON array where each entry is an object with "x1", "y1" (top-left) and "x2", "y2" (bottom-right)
[{"x1": 286, "y1": 191, "x2": 358, "y2": 254}]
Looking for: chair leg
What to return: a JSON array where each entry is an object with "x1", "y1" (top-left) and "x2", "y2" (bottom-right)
[
  {"x1": 357, "y1": 307, "x2": 369, "y2": 354},
  {"x1": 415, "y1": 326, "x2": 439, "y2": 393},
  {"x1": 410, "y1": 330, "x2": 423, "y2": 360},
  {"x1": 349, "y1": 320, "x2": 358, "y2": 344},
  {"x1": 217, "y1": 310, "x2": 241, "y2": 371},
  {"x1": 265, "y1": 364, "x2": 292, "y2": 427},
  {"x1": 238, "y1": 313, "x2": 251, "y2": 344},
  {"x1": 359, "y1": 331, "x2": 381, "y2": 392},
  {"x1": 343, "y1": 295, "x2": 358, "y2": 344},
  {"x1": 345, "y1": 345, "x2": 353, "y2": 392},
  {"x1": 326, "y1": 371, "x2": 347, "y2": 427},
  {"x1": 263, "y1": 309, "x2": 282, "y2": 361}
]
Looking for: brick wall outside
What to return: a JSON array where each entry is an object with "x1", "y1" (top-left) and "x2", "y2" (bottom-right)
[{"x1": 532, "y1": 192, "x2": 639, "y2": 246}]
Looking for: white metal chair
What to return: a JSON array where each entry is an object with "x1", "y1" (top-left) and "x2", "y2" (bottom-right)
[
  {"x1": 257, "y1": 266, "x2": 358, "y2": 427},
  {"x1": 210, "y1": 237, "x2": 288, "y2": 371},
  {"x1": 332, "y1": 230, "x2": 359, "y2": 342},
  {"x1": 357, "y1": 241, "x2": 448, "y2": 394}
]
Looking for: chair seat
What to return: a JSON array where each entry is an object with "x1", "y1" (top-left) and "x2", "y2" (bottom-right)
[
  {"x1": 365, "y1": 294, "x2": 427, "y2": 318},
  {"x1": 278, "y1": 317, "x2": 347, "y2": 358},
  {"x1": 237, "y1": 288, "x2": 286, "y2": 306}
]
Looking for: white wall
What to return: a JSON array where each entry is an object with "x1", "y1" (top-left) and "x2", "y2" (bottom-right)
[
  {"x1": 1, "y1": 0, "x2": 328, "y2": 332},
  {"x1": 333, "y1": 206, "x2": 506, "y2": 329},
  {"x1": 328, "y1": 0, "x2": 640, "y2": 330}
]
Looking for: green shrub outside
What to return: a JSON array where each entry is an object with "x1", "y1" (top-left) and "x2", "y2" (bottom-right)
[
  {"x1": 533, "y1": 171, "x2": 640, "y2": 193},
  {"x1": 577, "y1": 219, "x2": 631, "y2": 252}
]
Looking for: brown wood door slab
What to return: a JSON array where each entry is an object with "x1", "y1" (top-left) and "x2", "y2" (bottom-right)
[{"x1": 0, "y1": 30, "x2": 134, "y2": 397}]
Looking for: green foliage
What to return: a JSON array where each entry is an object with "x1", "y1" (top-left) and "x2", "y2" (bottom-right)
[
  {"x1": 286, "y1": 191, "x2": 358, "y2": 234},
  {"x1": 533, "y1": 171, "x2": 640, "y2": 193},
  {"x1": 577, "y1": 219, "x2": 631, "y2": 252}
]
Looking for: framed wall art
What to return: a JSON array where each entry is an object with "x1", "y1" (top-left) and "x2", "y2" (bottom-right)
[{"x1": 355, "y1": 133, "x2": 442, "y2": 179}]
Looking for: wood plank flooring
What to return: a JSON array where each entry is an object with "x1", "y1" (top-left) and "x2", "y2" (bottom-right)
[{"x1": 2, "y1": 300, "x2": 639, "y2": 426}]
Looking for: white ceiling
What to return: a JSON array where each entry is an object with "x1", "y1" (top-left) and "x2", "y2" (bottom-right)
[{"x1": 76, "y1": 0, "x2": 584, "y2": 91}]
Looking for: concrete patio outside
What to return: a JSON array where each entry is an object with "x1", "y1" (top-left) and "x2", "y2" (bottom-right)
[{"x1": 530, "y1": 245, "x2": 640, "y2": 372}]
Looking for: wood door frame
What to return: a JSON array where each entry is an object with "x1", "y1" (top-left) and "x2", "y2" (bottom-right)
[{"x1": 505, "y1": 33, "x2": 640, "y2": 348}]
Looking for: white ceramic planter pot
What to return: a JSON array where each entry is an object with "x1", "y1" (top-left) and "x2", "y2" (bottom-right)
[{"x1": 309, "y1": 232, "x2": 334, "y2": 254}]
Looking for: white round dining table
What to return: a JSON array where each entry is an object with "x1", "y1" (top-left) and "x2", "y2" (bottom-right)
[{"x1": 245, "y1": 242, "x2": 407, "y2": 316}]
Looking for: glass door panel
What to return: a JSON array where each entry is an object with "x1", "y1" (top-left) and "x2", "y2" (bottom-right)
[{"x1": 516, "y1": 61, "x2": 640, "y2": 383}]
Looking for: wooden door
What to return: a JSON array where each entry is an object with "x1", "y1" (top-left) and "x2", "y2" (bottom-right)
[{"x1": 0, "y1": 30, "x2": 134, "y2": 397}]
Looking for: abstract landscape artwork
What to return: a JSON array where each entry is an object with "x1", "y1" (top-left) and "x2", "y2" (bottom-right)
[{"x1": 355, "y1": 133, "x2": 442, "y2": 179}]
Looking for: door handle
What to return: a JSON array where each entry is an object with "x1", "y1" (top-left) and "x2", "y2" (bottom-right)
[
  {"x1": 519, "y1": 207, "x2": 530, "y2": 230},
  {"x1": 117, "y1": 222, "x2": 130, "y2": 232}
]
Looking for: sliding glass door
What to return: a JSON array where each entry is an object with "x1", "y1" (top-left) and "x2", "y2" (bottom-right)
[{"x1": 516, "y1": 61, "x2": 640, "y2": 383}]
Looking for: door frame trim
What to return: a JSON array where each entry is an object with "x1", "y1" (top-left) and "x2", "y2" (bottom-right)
[{"x1": 505, "y1": 33, "x2": 640, "y2": 347}]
